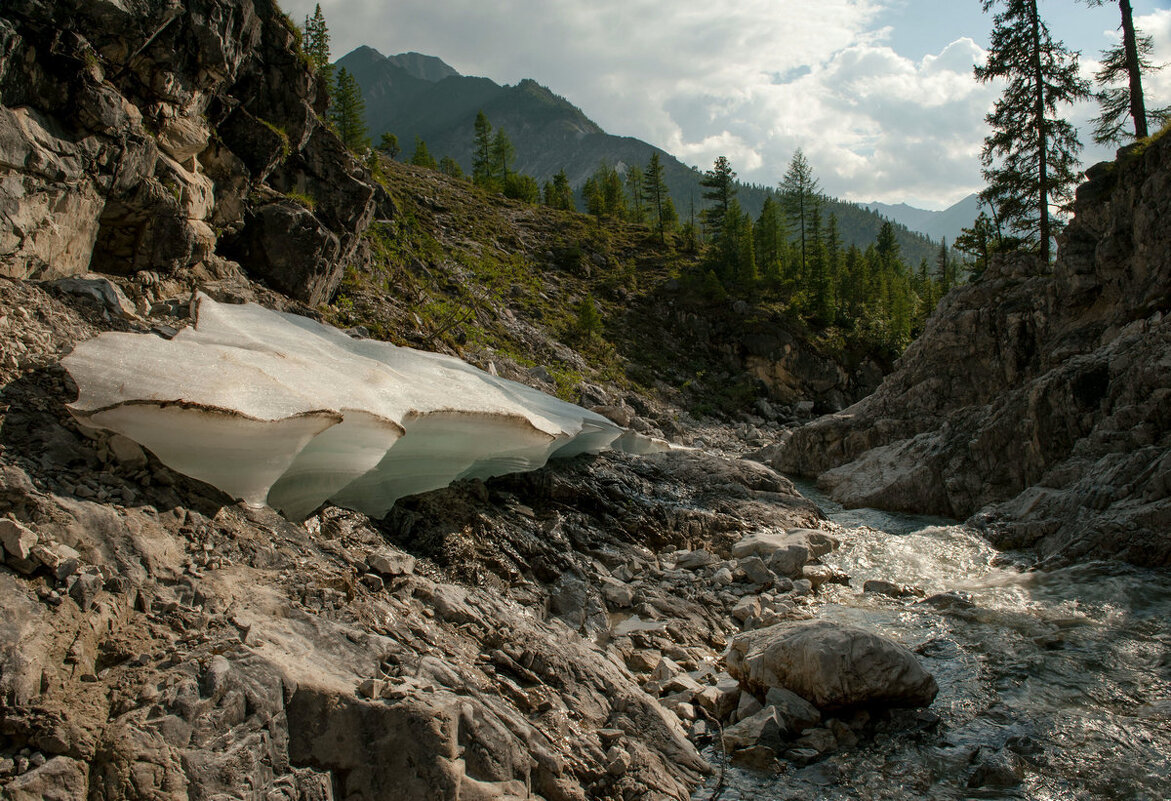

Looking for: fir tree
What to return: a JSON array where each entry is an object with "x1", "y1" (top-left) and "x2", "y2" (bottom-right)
[
  {"x1": 779, "y1": 149, "x2": 820, "y2": 278},
  {"x1": 377, "y1": 132, "x2": 400, "y2": 159},
  {"x1": 329, "y1": 68, "x2": 369, "y2": 151},
  {"x1": 754, "y1": 194, "x2": 787, "y2": 283},
  {"x1": 302, "y1": 4, "x2": 333, "y2": 84},
  {"x1": 625, "y1": 165, "x2": 646, "y2": 225},
  {"x1": 490, "y1": 129, "x2": 515, "y2": 187},
  {"x1": 955, "y1": 211, "x2": 997, "y2": 277},
  {"x1": 543, "y1": 170, "x2": 574, "y2": 211},
  {"x1": 700, "y1": 156, "x2": 736, "y2": 246},
  {"x1": 439, "y1": 156, "x2": 464, "y2": 179},
  {"x1": 410, "y1": 137, "x2": 437, "y2": 169},
  {"x1": 975, "y1": 0, "x2": 1091, "y2": 264},
  {"x1": 1083, "y1": 0, "x2": 1169, "y2": 143},
  {"x1": 642, "y1": 154, "x2": 672, "y2": 243},
  {"x1": 472, "y1": 111, "x2": 493, "y2": 188}
]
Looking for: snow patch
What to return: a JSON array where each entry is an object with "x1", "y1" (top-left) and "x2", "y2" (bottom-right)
[{"x1": 63, "y1": 294, "x2": 664, "y2": 519}]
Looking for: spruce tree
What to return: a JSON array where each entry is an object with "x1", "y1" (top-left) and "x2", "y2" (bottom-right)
[
  {"x1": 955, "y1": 211, "x2": 997, "y2": 277},
  {"x1": 329, "y1": 68, "x2": 369, "y2": 151},
  {"x1": 377, "y1": 132, "x2": 400, "y2": 159},
  {"x1": 543, "y1": 170, "x2": 574, "y2": 211},
  {"x1": 754, "y1": 194, "x2": 786, "y2": 282},
  {"x1": 439, "y1": 156, "x2": 464, "y2": 179},
  {"x1": 472, "y1": 111, "x2": 494, "y2": 188},
  {"x1": 975, "y1": 0, "x2": 1090, "y2": 264},
  {"x1": 626, "y1": 165, "x2": 646, "y2": 225},
  {"x1": 643, "y1": 154, "x2": 672, "y2": 243},
  {"x1": 1083, "y1": 0, "x2": 1169, "y2": 143},
  {"x1": 410, "y1": 137, "x2": 437, "y2": 169},
  {"x1": 302, "y1": 5, "x2": 333, "y2": 84},
  {"x1": 490, "y1": 129, "x2": 515, "y2": 187},
  {"x1": 700, "y1": 156, "x2": 736, "y2": 246},
  {"x1": 779, "y1": 149, "x2": 820, "y2": 278}
]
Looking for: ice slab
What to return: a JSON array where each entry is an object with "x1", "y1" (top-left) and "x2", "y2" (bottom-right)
[{"x1": 63, "y1": 293, "x2": 664, "y2": 519}]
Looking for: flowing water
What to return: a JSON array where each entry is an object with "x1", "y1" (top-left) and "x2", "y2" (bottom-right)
[{"x1": 696, "y1": 484, "x2": 1171, "y2": 801}]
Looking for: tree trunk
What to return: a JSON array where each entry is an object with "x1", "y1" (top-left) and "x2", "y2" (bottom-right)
[
  {"x1": 1119, "y1": 0, "x2": 1148, "y2": 139},
  {"x1": 1030, "y1": 0, "x2": 1050, "y2": 264}
]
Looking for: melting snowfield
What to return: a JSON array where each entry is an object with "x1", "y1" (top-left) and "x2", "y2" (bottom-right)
[{"x1": 63, "y1": 294, "x2": 655, "y2": 519}]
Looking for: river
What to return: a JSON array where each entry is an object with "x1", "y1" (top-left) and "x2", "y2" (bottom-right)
[{"x1": 695, "y1": 482, "x2": 1171, "y2": 800}]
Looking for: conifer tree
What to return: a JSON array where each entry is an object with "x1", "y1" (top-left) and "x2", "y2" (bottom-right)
[
  {"x1": 439, "y1": 156, "x2": 464, "y2": 179},
  {"x1": 1083, "y1": 0, "x2": 1169, "y2": 143},
  {"x1": 302, "y1": 5, "x2": 333, "y2": 84},
  {"x1": 410, "y1": 137, "x2": 437, "y2": 169},
  {"x1": 937, "y1": 238, "x2": 953, "y2": 293},
  {"x1": 754, "y1": 194, "x2": 787, "y2": 282},
  {"x1": 490, "y1": 129, "x2": 516, "y2": 187},
  {"x1": 472, "y1": 111, "x2": 494, "y2": 188},
  {"x1": 504, "y1": 173, "x2": 540, "y2": 204},
  {"x1": 543, "y1": 170, "x2": 574, "y2": 211},
  {"x1": 329, "y1": 68, "x2": 369, "y2": 151},
  {"x1": 975, "y1": 0, "x2": 1090, "y2": 264},
  {"x1": 700, "y1": 156, "x2": 736, "y2": 246},
  {"x1": 779, "y1": 149, "x2": 820, "y2": 278},
  {"x1": 377, "y1": 132, "x2": 400, "y2": 159},
  {"x1": 642, "y1": 154, "x2": 672, "y2": 243},
  {"x1": 625, "y1": 165, "x2": 646, "y2": 225},
  {"x1": 955, "y1": 211, "x2": 997, "y2": 277}
]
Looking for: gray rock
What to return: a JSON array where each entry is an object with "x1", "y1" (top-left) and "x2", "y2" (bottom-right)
[
  {"x1": 722, "y1": 706, "x2": 790, "y2": 751},
  {"x1": 599, "y1": 575, "x2": 635, "y2": 609},
  {"x1": 739, "y1": 556, "x2": 776, "y2": 586},
  {"x1": 764, "y1": 687, "x2": 822, "y2": 730},
  {"x1": 732, "y1": 596, "x2": 762, "y2": 623},
  {"x1": 727, "y1": 620, "x2": 939, "y2": 711},
  {"x1": 0, "y1": 519, "x2": 37, "y2": 561},
  {"x1": 674, "y1": 549, "x2": 718, "y2": 570},
  {"x1": 767, "y1": 544, "x2": 810, "y2": 579},
  {"x1": 367, "y1": 550, "x2": 415, "y2": 577},
  {"x1": 967, "y1": 747, "x2": 1025, "y2": 788},
  {"x1": 1, "y1": 755, "x2": 88, "y2": 800},
  {"x1": 863, "y1": 579, "x2": 924, "y2": 599}
]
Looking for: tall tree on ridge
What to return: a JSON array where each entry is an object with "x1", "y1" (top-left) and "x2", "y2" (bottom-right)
[
  {"x1": 329, "y1": 68, "x2": 369, "y2": 151},
  {"x1": 1082, "y1": 0, "x2": 1169, "y2": 143},
  {"x1": 643, "y1": 153, "x2": 672, "y2": 244},
  {"x1": 779, "y1": 149, "x2": 820, "y2": 279},
  {"x1": 700, "y1": 156, "x2": 736, "y2": 248},
  {"x1": 302, "y1": 4, "x2": 333, "y2": 85},
  {"x1": 975, "y1": 0, "x2": 1090, "y2": 264},
  {"x1": 472, "y1": 111, "x2": 493, "y2": 188}
]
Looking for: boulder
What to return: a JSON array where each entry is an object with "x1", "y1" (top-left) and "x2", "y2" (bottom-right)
[
  {"x1": 764, "y1": 687, "x2": 821, "y2": 731},
  {"x1": 674, "y1": 549, "x2": 717, "y2": 570},
  {"x1": 738, "y1": 556, "x2": 776, "y2": 586},
  {"x1": 721, "y1": 706, "x2": 790, "y2": 751},
  {"x1": 727, "y1": 620, "x2": 938, "y2": 711},
  {"x1": 0, "y1": 519, "x2": 37, "y2": 560}
]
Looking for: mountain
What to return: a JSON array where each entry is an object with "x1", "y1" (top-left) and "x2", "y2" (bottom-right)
[
  {"x1": 337, "y1": 46, "x2": 940, "y2": 267},
  {"x1": 862, "y1": 194, "x2": 982, "y2": 244}
]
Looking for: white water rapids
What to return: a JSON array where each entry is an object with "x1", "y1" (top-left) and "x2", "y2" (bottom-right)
[{"x1": 696, "y1": 482, "x2": 1171, "y2": 800}]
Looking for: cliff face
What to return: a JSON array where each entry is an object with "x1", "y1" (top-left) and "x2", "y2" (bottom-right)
[
  {"x1": 771, "y1": 131, "x2": 1171, "y2": 566},
  {"x1": 0, "y1": 0, "x2": 375, "y2": 305}
]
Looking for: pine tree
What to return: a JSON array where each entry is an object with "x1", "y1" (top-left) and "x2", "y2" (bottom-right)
[
  {"x1": 329, "y1": 68, "x2": 369, "y2": 151},
  {"x1": 955, "y1": 211, "x2": 997, "y2": 277},
  {"x1": 937, "y1": 239, "x2": 953, "y2": 293},
  {"x1": 642, "y1": 154, "x2": 672, "y2": 243},
  {"x1": 625, "y1": 165, "x2": 646, "y2": 225},
  {"x1": 490, "y1": 129, "x2": 515, "y2": 187},
  {"x1": 439, "y1": 156, "x2": 464, "y2": 179},
  {"x1": 410, "y1": 137, "x2": 437, "y2": 169},
  {"x1": 377, "y1": 132, "x2": 400, "y2": 159},
  {"x1": 700, "y1": 156, "x2": 736, "y2": 247},
  {"x1": 1083, "y1": 0, "x2": 1169, "y2": 143},
  {"x1": 975, "y1": 0, "x2": 1091, "y2": 264},
  {"x1": 302, "y1": 5, "x2": 333, "y2": 85},
  {"x1": 754, "y1": 194, "x2": 787, "y2": 282},
  {"x1": 543, "y1": 169, "x2": 574, "y2": 211},
  {"x1": 472, "y1": 111, "x2": 494, "y2": 188},
  {"x1": 779, "y1": 149, "x2": 820, "y2": 278}
]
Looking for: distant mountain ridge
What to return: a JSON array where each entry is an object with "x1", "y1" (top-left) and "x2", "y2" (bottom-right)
[
  {"x1": 862, "y1": 194, "x2": 982, "y2": 245},
  {"x1": 338, "y1": 46, "x2": 942, "y2": 266}
]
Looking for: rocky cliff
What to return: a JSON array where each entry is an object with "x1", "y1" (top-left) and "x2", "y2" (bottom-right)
[
  {"x1": 0, "y1": 0, "x2": 376, "y2": 305},
  {"x1": 770, "y1": 131, "x2": 1171, "y2": 566}
]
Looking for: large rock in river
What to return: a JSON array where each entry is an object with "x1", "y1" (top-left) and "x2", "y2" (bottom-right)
[{"x1": 726, "y1": 620, "x2": 938, "y2": 711}]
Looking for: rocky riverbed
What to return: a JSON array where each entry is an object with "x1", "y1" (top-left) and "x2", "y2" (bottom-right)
[{"x1": 0, "y1": 276, "x2": 948, "y2": 800}]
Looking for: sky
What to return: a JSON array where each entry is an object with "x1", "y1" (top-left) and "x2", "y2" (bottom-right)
[{"x1": 284, "y1": 0, "x2": 1171, "y2": 210}]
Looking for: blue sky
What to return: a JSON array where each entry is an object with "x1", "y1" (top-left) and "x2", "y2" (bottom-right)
[{"x1": 285, "y1": 0, "x2": 1171, "y2": 209}]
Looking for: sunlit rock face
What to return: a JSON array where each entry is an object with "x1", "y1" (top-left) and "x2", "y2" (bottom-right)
[{"x1": 63, "y1": 294, "x2": 649, "y2": 519}]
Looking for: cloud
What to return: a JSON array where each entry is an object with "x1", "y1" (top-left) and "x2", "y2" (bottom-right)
[{"x1": 284, "y1": 0, "x2": 1171, "y2": 210}]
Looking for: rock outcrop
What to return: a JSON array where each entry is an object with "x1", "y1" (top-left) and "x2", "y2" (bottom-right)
[
  {"x1": 770, "y1": 131, "x2": 1171, "y2": 566},
  {"x1": 0, "y1": 0, "x2": 376, "y2": 305}
]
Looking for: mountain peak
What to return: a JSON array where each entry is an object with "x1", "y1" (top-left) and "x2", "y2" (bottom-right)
[{"x1": 385, "y1": 51, "x2": 460, "y2": 82}]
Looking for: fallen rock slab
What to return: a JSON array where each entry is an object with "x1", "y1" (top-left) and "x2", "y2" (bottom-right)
[{"x1": 726, "y1": 620, "x2": 938, "y2": 711}]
